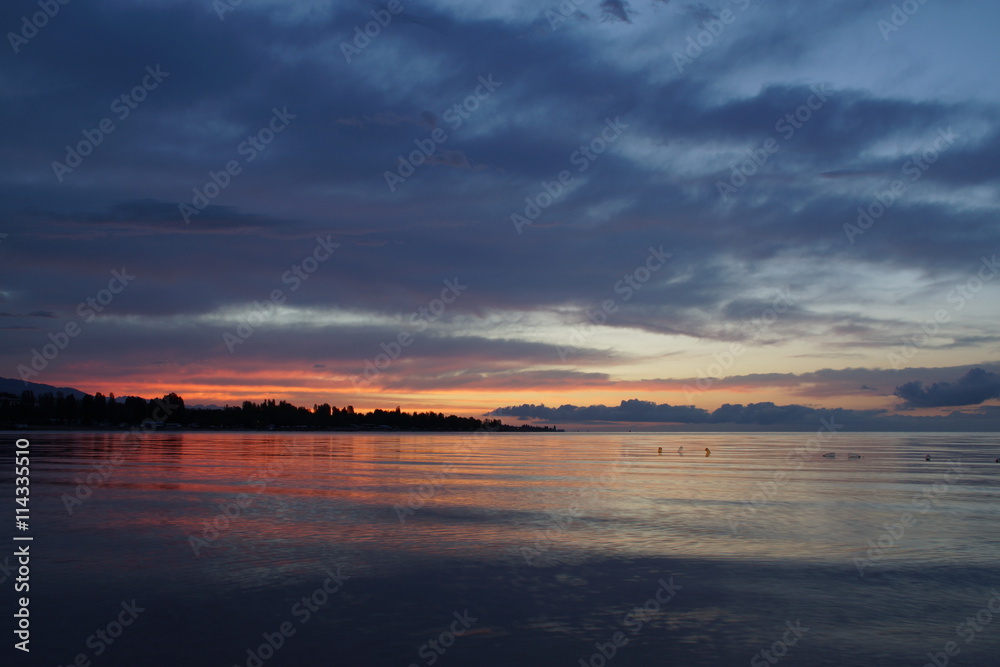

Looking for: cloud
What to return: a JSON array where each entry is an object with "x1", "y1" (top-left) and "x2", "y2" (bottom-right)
[
  {"x1": 894, "y1": 368, "x2": 1000, "y2": 408},
  {"x1": 423, "y1": 150, "x2": 489, "y2": 170},
  {"x1": 683, "y1": 3, "x2": 719, "y2": 23},
  {"x1": 709, "y1": 402, "x2": 872, "y2": 425},
  {"x1": 0, "y1": 311, "x2": 56, "y2": 318},
  {"x1": 335, "y1": 112, "x2": 429, "y2": 129},
  {"x1": 488, "y1": 399, "x2": 877, "y2": 425},
  {"x1": 600, "y1": 0, "x2": 634, "y2": 23},
  {"x1": 636, "y1": 364, "x2": 1000, "y2": 402},
  {"x1": 489, "y1": 399, "x2": 708, "y2": 423}
]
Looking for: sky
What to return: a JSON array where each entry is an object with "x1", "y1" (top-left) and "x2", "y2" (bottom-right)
[{"x1": 1, "y1": 0, "x2": 999, "y2": 427}]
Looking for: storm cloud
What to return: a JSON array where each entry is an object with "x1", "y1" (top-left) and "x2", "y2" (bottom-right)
[{"x1": 894, "y1": 368, "x2": 1000, "y2": 408}]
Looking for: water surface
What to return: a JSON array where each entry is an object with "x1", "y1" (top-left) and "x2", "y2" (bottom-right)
[{"x1": 2, "y1": 431, "x2": 998, "y2": 665}]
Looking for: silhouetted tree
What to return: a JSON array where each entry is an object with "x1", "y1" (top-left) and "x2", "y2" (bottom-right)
[{"x1": 93, "y1": 392, "x2": 108, "y2": 423}]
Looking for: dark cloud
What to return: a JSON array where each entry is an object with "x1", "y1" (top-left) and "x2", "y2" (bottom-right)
[
  {"x1": 683, "y1": 3, "x2": 719, "y2": 23},
  {"x1": 489, "y1": 399, "x2": 709, "y2": 423},
  {"x1": 488, "y1": 399, "x2": 877, "y2": 425},
  {"x1": 894, "y1": 368, "x2": 1000, "y2": 408},
  {"x1": 661, "y1": 365, "x2": 1000, "y2": 401},
  {"x1": 423, "y1": 150, "x2": 488, "y2": 170},
  {"x1": 601, "y1": 0, "x2": 634, "y2": 23},
  {"x1": 709, "y1": 402, "x2": 871, "y2": 425},
  {"x1": 488, "y1": 398, "x2": 1000, "y2": 430},
  {"x1": 0, "y1": 311, "x2": 56, "y2": 318}
]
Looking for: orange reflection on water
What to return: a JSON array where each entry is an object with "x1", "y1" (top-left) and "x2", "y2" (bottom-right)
[{"x1": 31, "y1": 430, "x2": 1000, "y2": 577}]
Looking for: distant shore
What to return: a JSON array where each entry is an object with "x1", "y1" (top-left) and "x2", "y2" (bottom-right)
[{"x1": 0, "y1": 423, "x2": 563, "y2": 433}]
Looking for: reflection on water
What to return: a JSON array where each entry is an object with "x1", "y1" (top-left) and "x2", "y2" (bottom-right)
[{"x1": 2, "y1": 431, "x2": 999, "y2": 665}]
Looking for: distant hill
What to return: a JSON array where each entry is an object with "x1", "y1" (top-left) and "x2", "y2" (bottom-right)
[{"x1": 0, "y1": 376, "x2": 88, "y2": 399}]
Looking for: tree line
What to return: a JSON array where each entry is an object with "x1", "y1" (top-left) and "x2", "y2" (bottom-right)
[{"x1": 0, "y1": 390, "x2": 557, "y2": 431}]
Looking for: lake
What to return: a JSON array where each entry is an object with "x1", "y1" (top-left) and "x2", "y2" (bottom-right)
[{"x1": 2, "y1": 430, "x2": 999, "y2": 666}]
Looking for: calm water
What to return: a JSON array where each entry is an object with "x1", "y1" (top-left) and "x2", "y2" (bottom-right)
[{"x1": 2, "y1": 431, "x2": 999, "y2": 666}]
